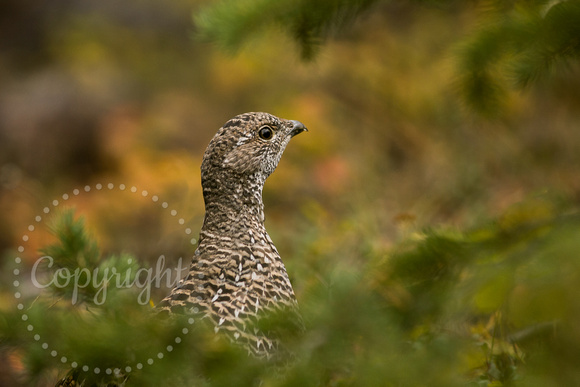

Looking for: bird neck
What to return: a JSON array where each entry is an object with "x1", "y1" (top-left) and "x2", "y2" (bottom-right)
[{"x1": 200, "y1": 172, "x2": 267, "y2": 236}]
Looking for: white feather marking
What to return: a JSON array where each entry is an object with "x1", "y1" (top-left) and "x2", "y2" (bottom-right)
[{"x1": 236, "y1": 136, "x2": 250, "y2": 146}]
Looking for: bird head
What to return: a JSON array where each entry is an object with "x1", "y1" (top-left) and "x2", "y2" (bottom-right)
[{"x1": 201, "y1": 112, "x2": 307, "y2": 193}]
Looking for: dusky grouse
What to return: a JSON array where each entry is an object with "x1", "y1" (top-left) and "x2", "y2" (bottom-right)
[{"x1": 158, "y1": 112, "x2": 307, "y2": 358}]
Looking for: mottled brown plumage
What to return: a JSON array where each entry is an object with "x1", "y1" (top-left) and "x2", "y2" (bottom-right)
[{"x1": 158, "y1": 112, "x2": 307, "y2": 358}]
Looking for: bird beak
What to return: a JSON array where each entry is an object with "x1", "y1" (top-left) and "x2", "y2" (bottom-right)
[{"x1": 289, "y1": 120, "x2": 308, "y2": 137}]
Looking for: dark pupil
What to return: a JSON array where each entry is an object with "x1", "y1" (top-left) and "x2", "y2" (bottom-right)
[{"x1": 259, "y1": 127, "x2": 273, "y2": 139}]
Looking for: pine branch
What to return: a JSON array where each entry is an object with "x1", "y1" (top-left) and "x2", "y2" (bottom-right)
[
  {"x1": 195, "y1": 0, "x2": 381, "y2": 60},
  {"x1": 194, "y1": 0, "x2": 580, "y2": 115}
]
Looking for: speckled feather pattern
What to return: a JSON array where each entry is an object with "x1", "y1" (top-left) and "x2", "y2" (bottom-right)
[{"x1": 158, "y1": 112, "x2": 306, "y2": 358}]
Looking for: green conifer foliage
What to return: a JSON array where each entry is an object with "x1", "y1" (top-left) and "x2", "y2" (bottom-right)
[{"x1": 196, "y1": 0, "x2": 580, "y2": 115}]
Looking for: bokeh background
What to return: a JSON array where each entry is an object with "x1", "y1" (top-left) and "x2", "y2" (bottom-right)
[{"x1": 2, "y1": 0, "x2": 580, "y2": 386}]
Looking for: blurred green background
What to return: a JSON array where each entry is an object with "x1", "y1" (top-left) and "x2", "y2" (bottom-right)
[{"x1": 1, "y1": 0, "x2": 580, "y2": 386}]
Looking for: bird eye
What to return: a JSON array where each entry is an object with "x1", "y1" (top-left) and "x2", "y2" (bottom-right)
[{"x1": 258, "y1": 126, "x2": 274, "y2": 140}]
